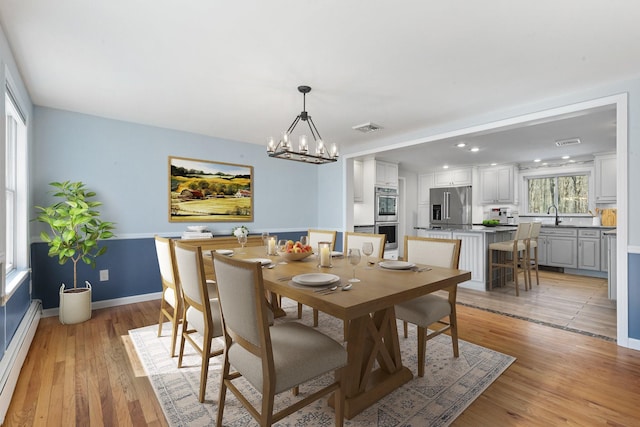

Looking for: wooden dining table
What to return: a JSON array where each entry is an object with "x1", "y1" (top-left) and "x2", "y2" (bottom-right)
[{"x1": 204, "y1": 245, "x2": 471, "y2": 419}]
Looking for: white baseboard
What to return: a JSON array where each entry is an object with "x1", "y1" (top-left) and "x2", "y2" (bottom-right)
[
  {"x1": 0, "y1": 300, "x2": 41, "y2": 425},
  {"x1": 459, "y1": 280, "x2": 486, "y2": 292},
  {"x1": 41, "y1": 292, "x2": 162, "y2": 318}
]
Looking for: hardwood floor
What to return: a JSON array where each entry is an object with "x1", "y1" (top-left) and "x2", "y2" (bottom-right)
[{"x1": 6, "y1": 294, "x2": 638, "y2": 426}]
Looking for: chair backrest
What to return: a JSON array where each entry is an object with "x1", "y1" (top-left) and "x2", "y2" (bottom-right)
[
  {"x1": 528, "y1": 221, "x2": 542, "y2": 239},
  {"x1": 344, "y1": 232, "x2": 386, "y2": 258},
  {"x1": 404, "y1": 236, "x2": 462, "y2": 269},
  {"x1": 155, "y1": 236, "x2": 178, "y2": 291},
  {"x1": 212, "y1": 253, "x2": 272, "y2": 358},
  {"x1": 174, "y1": 241, "x2": 213, "y2": 310},
  {"x1": 308, "y1": 229, "x2": 337, "y2": 251},
  {"x1": 515, "y1": 222, "x2": 532, "y2": 241}
]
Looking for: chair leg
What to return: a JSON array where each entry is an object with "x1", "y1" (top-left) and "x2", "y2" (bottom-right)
[
  {"x1": 292, "y1": 386, "x2": 299, "y2": 396},
  {"x1": 177, "y1": 319, "x2": 188, "y2": 368},
  {"x1": 417, "y1": 326, "x2": 427, "y2": 377},
  {"x1": 198, "y1": 335, "x2": 212, "y2": 403},
  {"x1": 313, "y1": 309, "x2": 319, "y2": 327},
  {"x1": 449, "y1": 313, "x2": 459, "y2": 358},
  {"x1": 403, "y1": 320, "x2": 408, "y2": 338},
  {"x1": 297, "y1": 302, "x2": 303, "y2": 319},
  {"x1": 216, "y1": 356, "x2": 231, "y2": 427},
  {"x1": 170, "y1": 316, "x2": 179, "y2": 358},
  {"x1": 533, "y1": 247, "x2": 539, "y2": 286},
  {"x1": 157, "y1": 307, "x2": 164, "y2": 337},
  {"x1": 512, "y1": 247, "x2": 519, "y2": 296}
]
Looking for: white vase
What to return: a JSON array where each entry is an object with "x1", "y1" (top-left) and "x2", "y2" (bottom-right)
[{"x1": 59, "y1": 282, "x2": 92, "y2": 324}]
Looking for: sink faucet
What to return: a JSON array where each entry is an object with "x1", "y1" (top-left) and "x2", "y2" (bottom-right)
[{"x1": 547, "y1": 204, "x2": 561, "y2": 226}]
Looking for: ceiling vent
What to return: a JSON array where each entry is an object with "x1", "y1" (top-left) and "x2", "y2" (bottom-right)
[
  {"x1": 352, "y1": 122, "x2": 383, "y2": 133},
  {"x1": 555, "y1": 138, "x2": 581, "y2": 147}
]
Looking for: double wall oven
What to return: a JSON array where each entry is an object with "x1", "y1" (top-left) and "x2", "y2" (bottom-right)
[{"x1": 373, "y1": 187, "x2": 399, "y2": 250}]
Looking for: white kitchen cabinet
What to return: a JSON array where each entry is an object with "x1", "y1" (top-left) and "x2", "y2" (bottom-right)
[
  {"x1": 578, "y1": 229, "x2": 600, "y2": 271},
  {"x1": 433, "y1": 167, "x2": 472, "y2": 187},
  {"x1": 595, "y1": 153, "x2": 616, "y2": 203},
  {"x1": 417, "y1": 205, "x2": 430, "y2": 228},
  {"x1": 600, "y1": 231, "x2": 609, "y2": 272},
  {"x1": 540, "y1": 228, "x2": 578, "y2": 269},
  {"x1": 375, "y1": 160, "x2": 398, "y2": 187},
  {"x1": 417, "y1": 229, "x2": 453, "y2": 240},
  {"x1": 418, "y1": 173, "x2": 434, "y2": 205},
  {"x1": 354, "y1": 160, "x2": 364, "y2": 203},
  {"x1": 479, "y1": 165, "x2": 514, "y2": 204}
]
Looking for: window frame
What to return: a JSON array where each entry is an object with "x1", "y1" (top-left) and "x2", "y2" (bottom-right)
[
  {"x1": 520, "y1": 164, "x2": 595, "y2": 216},
  {"x1": 3, "y1": 75, "x2": 29, "y2": 303}
]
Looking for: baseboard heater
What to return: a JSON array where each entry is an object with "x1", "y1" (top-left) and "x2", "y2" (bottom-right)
[{"x1": 0, "y1": 300, "x2": 42, "y2": 424}]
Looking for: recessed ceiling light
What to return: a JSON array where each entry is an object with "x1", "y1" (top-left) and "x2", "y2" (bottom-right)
[
  {"x1": 534, "y1": 159, "x2": 541, "y2": 163},
  {"x1": 569, "y1": 159, "x2": 575, "y2": 163},
  {"x1": 542, "y1": 162, "x2": 548, "y2": 166},
  {"x1": 456, "y1": 142, "x2": 466, "y2": 148},
  {"x1": 443, "y1": 165, "x2": 449, "y2": 169},
  {"x1": 562, "y1": 155, "x2": 570, "y2": 159},
  {"x1": 352, "y1": 122, "x2": 383, "y2": 133},
  {"x1": 470, "y1": 147, "x2": 479, "y2": 152},
  {"x1": 491, "y1": 163, "x2": 497, "y2": 166}
]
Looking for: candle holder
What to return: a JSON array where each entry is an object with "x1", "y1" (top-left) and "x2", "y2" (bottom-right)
[
  {"x1": 267, "y1": 235, "x2": 278, "y2": 256},
  {"x1": 318, "y1": 241, "x2": 332, "y2": 268}
]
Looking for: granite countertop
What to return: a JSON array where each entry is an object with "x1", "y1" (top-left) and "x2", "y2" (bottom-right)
[{"x1": 414, "y1": 224, "x2": 617, "y2": 234}]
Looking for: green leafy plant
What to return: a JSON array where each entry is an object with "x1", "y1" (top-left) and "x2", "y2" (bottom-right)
[{"x1": 35, "y1": 181, "x2": 115, "y2": 289}]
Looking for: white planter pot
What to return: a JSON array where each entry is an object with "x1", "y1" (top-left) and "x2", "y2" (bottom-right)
[{"x1": 59, "y1": 282, "x2": 92, "y2": 324}]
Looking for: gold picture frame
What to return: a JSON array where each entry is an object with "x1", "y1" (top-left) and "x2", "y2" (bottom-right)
[{"x1": 169, "y1": 156, "x2": 253, "y2": 222}]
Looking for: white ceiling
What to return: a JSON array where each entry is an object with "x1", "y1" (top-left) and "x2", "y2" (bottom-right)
[{"x1": 0, "y1": 1, "x2": 635, "y2": 170}]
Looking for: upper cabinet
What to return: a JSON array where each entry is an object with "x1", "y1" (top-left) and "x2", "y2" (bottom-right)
[
  {"x1": 433, "y1": 167, "x2": 472, "y2": 187},
  {"x1": 595, "y1": 154, "x2": 616, "y2": 203},
  {"x1": 418, "y1": 173, "x2": 434, "y2": 205},
  {"x1": 353, "y1": 160, "x2": 364, "y2": 203},
  {"x1": 479, "y1": 165, "x2": 515, "y2": 204},
  {"x1": 375, "y1": 160, "x2": 398, "y2": 187}
]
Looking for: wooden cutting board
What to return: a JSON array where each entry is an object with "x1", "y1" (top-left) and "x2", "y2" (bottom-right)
[{"x1": 601, "y1": 208, "x2": 617, "y2": 226}]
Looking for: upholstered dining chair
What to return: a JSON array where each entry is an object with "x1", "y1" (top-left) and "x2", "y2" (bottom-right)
[
  {"x1": 489, "y1": 222, "x2": 532, "y2": 296},
  {"x1": 154, "y1": 236, "x2": 183, "y2": 357},
  {"x1": 394, "y1": 236, "x2": 462, "y2": 377},
  {"x1": 173, "y1": 241, "x2": 224, "y2": 403},
  {"x1": 297, "y1": 229, "x2": 339, "y2": 323},
  {"x1": 343, "y1": 232, "x2": 386, "y2": 259},
  {"x1": 212, "y1": 253, "x2": 347, "y2": 427}
]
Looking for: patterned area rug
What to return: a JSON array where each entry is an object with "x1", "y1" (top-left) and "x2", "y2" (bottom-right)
[{"x1": 129, "y1": 302, "x2": 515, "y2": 426}]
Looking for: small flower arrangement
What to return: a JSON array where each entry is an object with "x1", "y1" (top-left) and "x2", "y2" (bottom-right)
[{"x1": 232, "y1": 225, "x2": 249, "y2": 237}]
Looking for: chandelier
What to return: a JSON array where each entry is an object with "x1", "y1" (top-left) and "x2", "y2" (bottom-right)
[{"x1": 267, "y1": 85, "x2": 338, "y2": 164}]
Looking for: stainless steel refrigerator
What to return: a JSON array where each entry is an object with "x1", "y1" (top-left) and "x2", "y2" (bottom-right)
[{"x1": 430, "y1": 186, "x2": 472, "y2": 228}]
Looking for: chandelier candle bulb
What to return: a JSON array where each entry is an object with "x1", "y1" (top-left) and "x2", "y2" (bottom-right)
[{"x1": 299, "y1": 135, "x2": 309, "y2": 153}]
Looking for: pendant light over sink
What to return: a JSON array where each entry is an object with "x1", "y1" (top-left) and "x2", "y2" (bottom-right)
[{"x1": 266, "y1": 85, "x2": 338, "y2": 164}]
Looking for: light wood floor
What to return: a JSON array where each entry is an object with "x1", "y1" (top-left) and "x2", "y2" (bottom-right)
[
  {"x1": 6, "y1": 297, "x2": 638, "y2": 426},
  {"x1": 457, "y1": 270, "x2": 617, "y2": 340}
]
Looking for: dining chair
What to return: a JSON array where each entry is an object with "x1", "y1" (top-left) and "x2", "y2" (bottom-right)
[
  {"x1": 527, "y1": 222, "x2": 542, "y2": 287},
  {"x1": 394, "y1": 236, "x2": 462, "y2": 377},
  {"x1": 297, "y1": 229, "x2": 339, "y2": 324},
  {"x1": 173, "y1": 241, "x2": 224, "y2": 403},
  {"x1": 212, "y1": 253, "x2": 347, "y2": 427},
  {"x1": 154, "y1": 236, "x2": 182, "y2": 357},
  {"x1": 489, "y1": 222, "x2": 532, "y2": 296},
  {"x1": 343, "y1": 232, "x2": 386, "y2": 259}
]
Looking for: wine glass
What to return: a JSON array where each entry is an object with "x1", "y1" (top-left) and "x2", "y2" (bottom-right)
[
  {"x1": 237, "y1": 234, "x2": 248, "y2": 253},
  {"x1": 348, "y1": 248, "x2": 361, "y2": 283},
  {"x1": 362, "y1": 242, "x2": 374, "y2": 268},
  {"x1": 277, "y1": 239, "x2": 288, "y2": 263},
  {"x1": 300, "y1": 235, "x2": 309, "y2": 247},
  {"x1": 261, "y1": 231, "x2": 270, "y2": 246}
]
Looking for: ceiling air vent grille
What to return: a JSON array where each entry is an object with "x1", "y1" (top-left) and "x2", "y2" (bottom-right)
[
  {"x1": 352, "y1": 122, "x2": 383, "y2": 133},
  {"x1": 555, "y1": 138, "x2": 581, "y2": 147}
]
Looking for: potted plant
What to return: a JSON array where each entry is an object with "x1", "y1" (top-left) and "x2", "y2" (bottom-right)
[{"x1": 35, "y1": 181, "x2": 115, "y2": 324}]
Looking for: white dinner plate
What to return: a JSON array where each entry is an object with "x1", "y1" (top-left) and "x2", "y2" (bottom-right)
[
  {"x1": 244, "y1": 258, "x2": 272, "y2": 266},
  {"x1": 292, "y1": 273, "x2": 340, "y2": 287},
  {"x1": 378, "y1": 261, "x2": 415, "y2": 270},
  {"x1": 215, "y1": 249, "x2": 234, "y2": 255}
]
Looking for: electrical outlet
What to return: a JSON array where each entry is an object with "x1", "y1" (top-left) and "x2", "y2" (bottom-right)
[{"x1": 99, "y1": 269, "x2": 109, "y2": 281}]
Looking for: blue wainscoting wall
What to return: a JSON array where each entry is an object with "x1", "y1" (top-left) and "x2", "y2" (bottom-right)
[{"x1": 31, "y1": 232, "x2": 343, "y2": 309}]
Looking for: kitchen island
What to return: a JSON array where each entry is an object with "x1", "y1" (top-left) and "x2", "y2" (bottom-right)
[
  {"x1": 415, "y1": 225, "x2": 516, "y2": 290},
  {"x1": 415, "y1": 224, "x2": 616, "y2": 291}
]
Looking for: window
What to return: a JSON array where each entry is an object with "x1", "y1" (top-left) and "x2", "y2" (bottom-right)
[
  {"x1": 4, "y1": 85, "x2": 28, "y2": 299},
  {"x1": 526, "y1": 173, "x2": 590, "y2": 214}
]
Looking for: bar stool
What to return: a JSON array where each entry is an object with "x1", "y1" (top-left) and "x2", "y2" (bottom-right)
[
  {"x1": 489, "y1": 222, "x2": 531, "y2": 296},
  {"x1": 527, "y1": 222, "x2": 542, "y2": 287}
]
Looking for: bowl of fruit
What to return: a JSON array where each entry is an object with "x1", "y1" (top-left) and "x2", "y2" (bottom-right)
[{"x1": 278, "y1": 240, "x2": 314, "y2": 261}]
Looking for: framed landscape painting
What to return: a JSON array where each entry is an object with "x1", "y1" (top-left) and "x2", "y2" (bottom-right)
[{"x1": 169, "y1": 156, "x2": 253, "y2": 222}]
